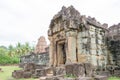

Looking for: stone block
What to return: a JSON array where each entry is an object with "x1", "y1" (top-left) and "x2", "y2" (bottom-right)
[
  {"x1": 23, "y1": 72, "x2": 32, "y2": 78},
  {"x1": 84, "y1": 63, "x2": 93, "y2": 77},
  {"x1": 65, "y1": 63, "x2": 85, "y2": 77},
  {"x1": 73, "y1": 64, "x2": 85, "y2": 77},
  {"x1": 45, "y1": 67, "x2": 54, "y2": 76},
  {"x1": 54, "y1": 66, "x2": 66, "y2": 76},
  {"x1": 114, "y1": 70, "x2": 120, "y2": 77},
  {"x1": 91, "y1": 55, "x2": 97, "y2": 66},
  {"x1": 90, "y1": 44, "x2": 96, "y2": 49},
  {"x1": 94, "y1": 76, "x2": 108, "y2": 80},
  {"x1": 64, "y1": 78, "x2": 77, "y2": 80},
  {"x1": 34, "y1": 69, "x2": 46, "y2": 78},
  {"x1": 98, "y1": 71, "x2": 110, "y2": 77},
  {"x1": 39, "y1": 76, "x2": 47, "y2": 80},
  {"x1": 35, "y1": 64, "x2": 46, "y2": 69},
  {"x1": 77, "y1": 55, "x2": 87, "y2": 63},
  {"x1": 91, "y1": 38, "x2": 96, "y2": 43},
  {"x1": 97, "y1": 34, "x2": 102, "y2": 39},
  {"x1": 19, "y1": 63, "x2": 26, "y2": 68},
  {"x1": 77, "y1": 32, "x2": 82, "y2": 39},
  {"x1": 98, "y1": 40, "x2": 102, "y2": 44},
  {"x1": 77, "y1": 77, "x2": 93, "y2": 80},
  {"x1": 90, "y1": 50, "x2": 96, "y2": 55},
  {"x1": 12, "y1": 70, "x2": 24, "y2": 79},
  {"x1": 46, "y1": 77, "x2": 56, "y2": 80},
  {"x1": 46, "y1": 75, "x2": 64, "y2": 80},
  {"x1": 24, "y1": 63, "x2": 36, "y2": 72},
  {"x1": 73, "y1": 64, "x2": 81, "y2": 77},
  {"x1": 65, "y1": 64, "x2": 74, "y2": 76}
]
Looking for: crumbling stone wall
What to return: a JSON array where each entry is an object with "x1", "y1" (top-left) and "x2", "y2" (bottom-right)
[
  {"x1": 105, "y1": 23, "x2": 120, "y2": 77},
  {"x1": 77, "y1": 23, "x2": 108, "y2": 68},
  {"x1": 13, "y1": 63, "x2": 108, "y2": 79},
  {"x1": 12, "y1": 63, "x2": 46, "y2": 79},
  {"x1": 20, "y1": 52, "x2": 49, "y2": 68},
  {"x1": 107, "y1": 40, "x2": 120, "y2": 65},
  {"x1": 107, "y1": 23, "x2": 120, "y2": 66},
  {"x1": 48, "y1": 6, "x2": 108, "y2": 68}
]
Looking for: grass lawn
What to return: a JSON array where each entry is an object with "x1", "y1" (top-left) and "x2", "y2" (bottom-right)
[
  {"x1": 0, "y1": 65, "x2": 38, "y2": 80},
  {"x1": 108, "y1": 77, "x2": 120, "y2": 80},
  {"x1": 0, "y1": 65, "x2": 120, "y2": 80}
]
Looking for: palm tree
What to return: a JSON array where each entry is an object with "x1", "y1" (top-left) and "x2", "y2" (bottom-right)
[{"x1": 8, "y1": 45, "x2": 14, "y2": 57}]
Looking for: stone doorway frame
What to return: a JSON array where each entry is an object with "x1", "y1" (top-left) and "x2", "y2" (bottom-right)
[{"x1": 56, "y1": 39, "x2": 66, "y2": 66}]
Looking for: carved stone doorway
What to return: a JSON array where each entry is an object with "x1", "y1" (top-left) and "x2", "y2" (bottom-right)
[{"x1": 57, "y1": 40, "x2": 66, "y2": 66}]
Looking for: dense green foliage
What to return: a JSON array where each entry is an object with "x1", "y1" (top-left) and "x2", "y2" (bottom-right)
[{"x1": 0, "y1": 42, "x2": 34, "y2": 65}]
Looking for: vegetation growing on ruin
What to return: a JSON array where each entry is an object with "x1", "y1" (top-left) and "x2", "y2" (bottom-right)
[{"x1": 0, "y1": 42, "x2": 34, "y2": 65}]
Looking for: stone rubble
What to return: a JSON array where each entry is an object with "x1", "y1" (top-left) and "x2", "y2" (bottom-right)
[
  {"x1": 12, "y1": 63, "x2": 47, "y2": 79},
  {"x1": 12, "y1": 63, "x2": 109, "y2": 80}
]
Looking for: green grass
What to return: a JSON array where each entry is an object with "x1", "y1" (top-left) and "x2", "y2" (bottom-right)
[
  {"x1": 109, "y1": 76, "x2": 120, "y2": 80},
  {"x1": 64, "y1": 74, "x2": 77, "y2": 78},
  {"x1": 0, "y1": 66, "x2": 37, "y2": 80}
]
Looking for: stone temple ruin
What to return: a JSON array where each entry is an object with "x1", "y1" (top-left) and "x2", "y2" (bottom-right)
[
  {"x1": 35, "y1": 36, "x2": 48, "y2": 53},
  {"x1": 12, "y1": 6, "x2": 120, "y2": 79},
  {"x1": 48, "y1": 6, "x2": 108, "y2": 68}
]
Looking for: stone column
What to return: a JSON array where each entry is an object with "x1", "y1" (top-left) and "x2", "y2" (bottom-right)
[
  {"x1": 48, "y1": 37, "x2": 54, "y2": 66},
  {"x1": 66, "y1": 30, "x2": 77, "y2": 64},
  {"x1": 53, "y1": 42, "x2": 57, "y2": 67}
]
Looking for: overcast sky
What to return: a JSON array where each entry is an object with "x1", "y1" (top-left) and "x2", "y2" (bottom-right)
[{"x1": 0, "y1": 0, "x2": 120, "y2": 47}]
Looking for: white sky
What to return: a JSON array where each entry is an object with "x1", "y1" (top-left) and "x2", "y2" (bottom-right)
[{"x1": 0, "y1": 0, "x2": 120, "y2": 47}]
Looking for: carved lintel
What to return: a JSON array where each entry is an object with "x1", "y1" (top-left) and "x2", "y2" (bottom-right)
[{"x1": 66, "y1": 30, "x2": 77, "y2": 37}]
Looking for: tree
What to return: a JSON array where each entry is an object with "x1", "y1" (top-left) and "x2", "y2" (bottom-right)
[{"x1": 8, "y1": 45, "x2": 14, "y2": 57}]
